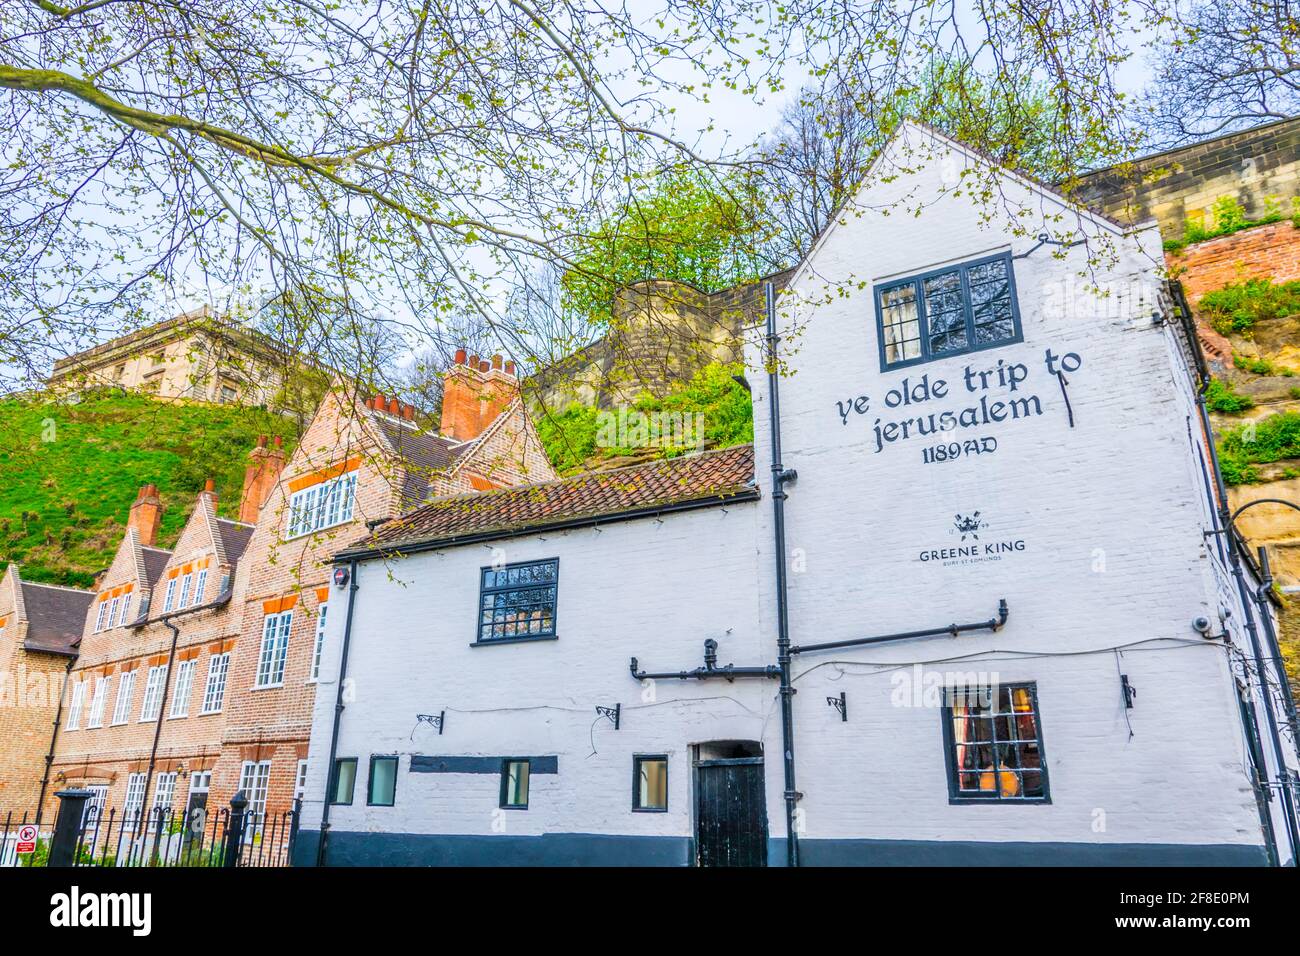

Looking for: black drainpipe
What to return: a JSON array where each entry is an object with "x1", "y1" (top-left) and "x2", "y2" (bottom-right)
[
  {"x1": 316, "y1": 559, "x2": 359, "y2": 867},
  {"x1": 765, "y1": 280, "x2": 801, "y2": 868},
  {"x1": 140, "y1": 616, "x2": 181, "y2": 831},
  {"x1": 35, "y1": 657, "x2": 75, "y2": 825}
]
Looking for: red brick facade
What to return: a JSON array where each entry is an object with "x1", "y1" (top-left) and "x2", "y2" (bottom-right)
[{"x1": 1168, "y1": 220, "x2": 1300, "y2": 302}]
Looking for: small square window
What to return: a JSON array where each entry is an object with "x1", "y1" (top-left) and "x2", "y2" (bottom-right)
[
  {"x1": 500, "y1": 759, "x2": 530, "y2": 809},
  {"x1": 942, "y1": 683, "x2": 1049, "y2": 803},
  {"x1": 875, "y1": 253, "x2": 1021, "y2": 370},
  {"x1": 330, "y1": 757, "x2": 357, "y2": 805},
  {"x1": 476, "y1": 559, "x2": 559, "y2": 644},
  {"x1": 368, "y1": 756, "x2": 398, "y2": 807},
  {"x1": 633, "y1": 755, "x2": 668, "y2": 812}
]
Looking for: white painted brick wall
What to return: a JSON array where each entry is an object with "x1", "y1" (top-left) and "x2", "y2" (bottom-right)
[{"x1": 300, "y1": 123, "x2": 1276, "y2": 861}]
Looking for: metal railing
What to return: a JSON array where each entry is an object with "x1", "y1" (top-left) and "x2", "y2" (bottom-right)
[{"x1": 1, "y1": 792, "x2": 299, "y2": 868}]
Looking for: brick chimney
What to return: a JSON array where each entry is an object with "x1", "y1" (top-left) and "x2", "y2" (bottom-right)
[
  {"x1": 200, "y1": 477, "x2": 219, "y2": 511},
  {"x1": 239, "y1": 435, "x2": 287, "y2": 524},
  {"x1": 128, "y1": 484, "x2": 163, "y2": 548},
  {"x1": 439, "y1": 351, "x2": 520, "y2": 441}
]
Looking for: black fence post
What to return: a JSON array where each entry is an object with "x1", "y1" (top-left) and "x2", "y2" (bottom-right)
[
  {"x1": 222, "y1": 791, "x2": 247, "y2": 869},
  {"x1": 288, "y1": 797, "x2": 301, "y2": 865},
  {"x1": 49, "y1": 790, "x2": 92, "y2": 867}
]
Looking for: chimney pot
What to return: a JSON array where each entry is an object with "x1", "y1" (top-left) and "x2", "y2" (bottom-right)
[
  {"x1": 273, "y1": 436, "x2": 283, "y2": 448},
  {"x1": 256, "y1": 434, "x2": 267, "y2": 448},
  {"x1": 467, "y1": 355, "x2": 479, "y2": 370},
  {"x1": 373, "y1": 392, "x2": 385, "y2": 410},
  {"x1": 478, "y1": 360, "x2": 490, "y2": 373},
  {"x1": 403, "y1": 404, "x2": 415, "y2": 421},
  {"x1": 491, "y1": 354, "x2": 503, "y2": 371},
  {"x1": 505, "y1": 360, "x2": 516, "y2": 376},
  {"x1": 454, "y1": 348, "x2": 467, "y2": 365},
  {"x1": 204, "y1": 478, "x2": 215, "y2": 492}
]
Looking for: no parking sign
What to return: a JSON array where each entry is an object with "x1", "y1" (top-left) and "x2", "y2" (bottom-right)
[{"x1": 15, "y1": 824, "x2": 37, "y2": 854}]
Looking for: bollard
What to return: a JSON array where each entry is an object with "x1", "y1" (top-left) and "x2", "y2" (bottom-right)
[{"x1": 49, "y1": 789, "x2": 92, "y2": 867}]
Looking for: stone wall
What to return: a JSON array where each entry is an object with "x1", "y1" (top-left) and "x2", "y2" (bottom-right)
[{"x1": 1076, "y1": 117, "x2": 1300, "y2": 242}]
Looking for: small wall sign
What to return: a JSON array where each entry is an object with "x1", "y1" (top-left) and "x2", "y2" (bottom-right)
[{"x1": 15, "y1": 823, "x2": 37, "y2": 854}]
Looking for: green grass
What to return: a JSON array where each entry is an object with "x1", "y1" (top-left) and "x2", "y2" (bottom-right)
[
  {"x1": 1164, "y1": 195, "x2": 1297, "y2": 253},
  {"x1": 1204, "y1": 377, "x2": 1255, "y2": 414},
  {"x1": 0, "y1": 389, "x2": 299, "y2": 587},
  {"x1": 1202, "y1": 279, "x2": 1300, "y2": 335},
  {"x1": 1216, "y1": 411, "x2": 1300, "y2": 485}
]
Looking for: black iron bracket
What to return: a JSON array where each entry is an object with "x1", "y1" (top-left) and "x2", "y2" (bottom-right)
[
  {"x1": 630, "y1": 639, "x2": 782, "y2": 683},
  {"x1": 413, "y1": 710, "x2": 445, "y2": 736},
  {"x1": 595, "y1": 703, "x2": 620, "y2": 729},
  {"x1": 827, "y1": 691, "x2": 847, "y2": 721}
]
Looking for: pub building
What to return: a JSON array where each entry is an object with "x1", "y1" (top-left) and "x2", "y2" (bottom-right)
[{"x1": 293, "y1": 122, "x2": 1299, "y2": 866}]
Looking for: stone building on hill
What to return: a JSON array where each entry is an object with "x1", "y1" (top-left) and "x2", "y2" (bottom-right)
[{"x1": 46, "y1": 306, "x2": 316, "y2": 411}]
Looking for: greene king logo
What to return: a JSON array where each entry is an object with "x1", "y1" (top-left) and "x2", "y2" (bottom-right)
[
  {"x1": 953, "y1": 512, "x2": 985, "y2": 541},
  {"x1": 50, "y1": 886, "x2": 151, "y2": 936},
  {"x1": 918, "y1": 510, "x2": 1026, "y2": 565}
]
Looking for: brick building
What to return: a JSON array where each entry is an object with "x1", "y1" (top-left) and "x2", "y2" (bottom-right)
[
  {"x1": 30, "y1": 355, "x2": 555, "y2": 840},
  {"x1": 44, "y1": 480, "x2": 253, "y2": 842},
  {"x1": 0, "y1": 566, "x2": 90, "y2": 818}
]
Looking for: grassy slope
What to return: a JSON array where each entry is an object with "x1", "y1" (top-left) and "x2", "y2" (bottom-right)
[{"x1": 0, "y1": 390, "x2": 299, "y2": 588}]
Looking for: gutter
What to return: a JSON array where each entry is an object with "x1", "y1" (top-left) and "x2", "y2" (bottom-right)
[
  {"x1": 332, "y1": 491, "x2": 761, "y2": 564},
  {"x1": 316, "y1": 559, "x2": 360, "y2": 867},
  {"x1": 34, "y1": 657, "x2": 75, "y2": 826},
  {"x1": 1173, "y1": 280, "x2": 1298, "y2": 866}
]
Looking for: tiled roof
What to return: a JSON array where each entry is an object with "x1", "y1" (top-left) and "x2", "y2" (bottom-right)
[
  {"x1": 141, "y1": 547, "x2": 172, "y2": 590},
  {"x1": 371, "y1": 414, "x2": 467, "y2": 507},
  {"x1": 214, "y1": 519, "x2": 255, "y2": 566},
  {"x1": 20, "y1": 581, "x2": 93, "y2": 656},
  {"x1": 340, "y1": 444, "x2": 757, "y2": 556}
]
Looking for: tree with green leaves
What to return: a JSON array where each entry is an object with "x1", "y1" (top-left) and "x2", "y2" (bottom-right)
[{"x1": 2, "y1": 0, "x2": 1180, "y2": 400}]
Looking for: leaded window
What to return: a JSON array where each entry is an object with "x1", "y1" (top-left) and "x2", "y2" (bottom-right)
[
  {"x1": 943, "y1": 683, "x2": 1049, "y2": 803},
  {"x1": 477, "y1": 559, "x2": 558, "y2": 643},
  {"x1": 875, "y1": 253, "x2": 1021, "y2": 370}
]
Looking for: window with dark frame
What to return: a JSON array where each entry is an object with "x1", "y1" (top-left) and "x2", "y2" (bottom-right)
[
  {"x1": 500, "y1": 759, "x2": 530, "y2": 809},
  {"x1": 875, "y1": 253, "x2": 1021, "y2": 370},
  {"x1": 632, "y1": 755, "x2": 668, "y2": 812},
  {"x1": 368, "y1": 755, "x2": 398, "y2": 806},
  {"x1": 477, "y1": 559, "x2": 559, "y2": 643},
  {"x1": 943, "y1": 683, "x2": 1049, "y2": 803},
  {"x1": 330, "y1": 757, "x2": 357, "y2": 805}
]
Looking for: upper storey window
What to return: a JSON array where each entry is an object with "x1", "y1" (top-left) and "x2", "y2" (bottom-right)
[
  {"x1": 875, "y1": 253, "x2": 1022, "y2": 371},
  {"x1": 287, "y1": 469, "x2": 358, "y2": 539}
]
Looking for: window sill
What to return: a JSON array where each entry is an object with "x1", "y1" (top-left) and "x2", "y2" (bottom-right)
[
  {"x1": 197, "y1": 709, "x2": 222, "y2": 716},
  {"x1": 166, "y1": 714, "x2": 188, "y2": 720},
  {"x1": 632, "y1": 807, "x2": 669, "y2": 813},
  {"x1": 252, "y1": 682, "x2": 284, "y2": 691},
  {"x1": 948, "y1": 795, "x2": 1052, "y2": 806},
  {"x1": 471, "y1": 635, "x2": 558, "y2": 648}
]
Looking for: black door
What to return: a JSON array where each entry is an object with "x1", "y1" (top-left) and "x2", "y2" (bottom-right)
[{"x1": 695, "y1": 756, "x2": 768, "y2": 867}]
